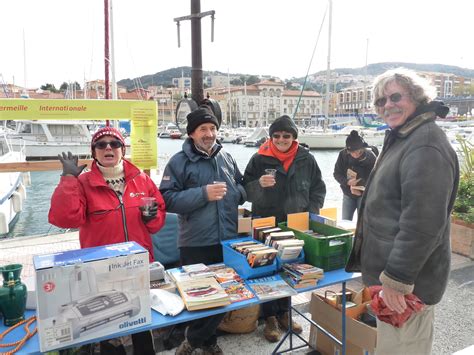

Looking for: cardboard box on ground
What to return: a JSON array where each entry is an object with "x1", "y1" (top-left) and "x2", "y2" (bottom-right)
[{"x1": 308, "y1": 290, "x2": 377, "y2": 355}]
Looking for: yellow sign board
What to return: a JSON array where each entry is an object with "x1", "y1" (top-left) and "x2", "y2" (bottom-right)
[{"x1": 0, "y1": 99, "x2": 158, "y2": 169}]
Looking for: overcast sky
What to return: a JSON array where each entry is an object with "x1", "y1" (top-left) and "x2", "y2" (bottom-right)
[{"x1": 1, "y1": 0, "x2": 473, "y2": 89}]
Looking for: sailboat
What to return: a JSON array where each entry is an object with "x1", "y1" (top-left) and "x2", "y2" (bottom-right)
[{"x1": 297, "y1": 1, "x2": 385, "y2": 149}]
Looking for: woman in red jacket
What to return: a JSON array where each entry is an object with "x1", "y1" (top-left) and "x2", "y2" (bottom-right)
[{"x1": 48, "y1": 126, "x2": 165, "y2": 355}]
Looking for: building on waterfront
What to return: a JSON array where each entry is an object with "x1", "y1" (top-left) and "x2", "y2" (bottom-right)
[
  {"x1": 207, "y1": 79, "x2": 323, "y2": 127},
  {"x1": 337, "y1": 85, "x2": 373, "y2": 115},
  {"x1": 419, "y1": 72, "x2": 472, "y2": 98}
]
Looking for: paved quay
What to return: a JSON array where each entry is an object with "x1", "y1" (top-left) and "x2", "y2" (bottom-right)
[{"x1": 0, "y1": 232, "x2": 472, "y2": 354}]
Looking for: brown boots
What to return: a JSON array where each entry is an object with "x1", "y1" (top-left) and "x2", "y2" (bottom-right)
[
  {"x1": 278, "y1": 311, "x2": 303, "y2": 334},
  {"x1": 263, "y1": 316, "x2": 282, "y2": 342},
  {"x1": 263, "y1": 313, "x2": 303, "y2": 342}
]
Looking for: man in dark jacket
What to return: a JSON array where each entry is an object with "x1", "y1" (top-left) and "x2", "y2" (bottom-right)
[
  {"x1": 243, "y1": 115, "x2": 326, "y2": 342},
  {"x1": 346, "y1": 69, "x2": 459, "y2": 354},
  {"x1": 160, "y1": 107, "x2": 246, "y2": 355},
  {"x1": 333, "y1": 130, "x2": 377, "y2": 220}
]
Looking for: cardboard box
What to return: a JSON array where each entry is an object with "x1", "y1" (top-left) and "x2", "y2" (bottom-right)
[
  {"x1": 238, "y1": 208, "x2": 252, "y2": 234},
  {"x1": 309, "y1": 292, "x2": 377, "y2": 355},
  {"x1": 34, "y1": 242, "x2": 150, "y2": 352},
  {"x1": 323, "y1": 287, "x2": 371, "y2": 319}
]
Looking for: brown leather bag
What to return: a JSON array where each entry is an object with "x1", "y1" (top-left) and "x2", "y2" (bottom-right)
[{"x1": 217, "y1": 305, "x2": 260, "y2": 334}]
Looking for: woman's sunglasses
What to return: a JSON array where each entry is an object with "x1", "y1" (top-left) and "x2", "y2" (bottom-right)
[
  {"x1": 374, "y1": 92, "x2": 404, "y2": 107},
  {"x1": 94, "y1": 140, "x2": 123, "y2": 149},
  {"x1": 272, "y1": 133, "x2": 292, "y2": 139}
]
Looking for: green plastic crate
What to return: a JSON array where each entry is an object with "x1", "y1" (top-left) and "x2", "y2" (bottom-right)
[{"x1": 278, "y1": 220, "x2": 353, "y2": 271}]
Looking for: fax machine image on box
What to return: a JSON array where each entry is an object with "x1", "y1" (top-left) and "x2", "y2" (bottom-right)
[
  {"x1": 34, "y1": 241, "x2": 150, "y2": 353},
  {"x1": 53, "y1": 265, "x2": 141, "y2": 340}
]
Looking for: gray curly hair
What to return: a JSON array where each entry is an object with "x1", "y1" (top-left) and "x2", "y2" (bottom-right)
[{"x1": 372, "y1": 68, "x2": 437, "y2": 107}]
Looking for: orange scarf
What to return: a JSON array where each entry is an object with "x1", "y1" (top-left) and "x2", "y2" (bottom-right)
[{"x1": 258, "y1": 139, "x2": 299, "y2": 172}]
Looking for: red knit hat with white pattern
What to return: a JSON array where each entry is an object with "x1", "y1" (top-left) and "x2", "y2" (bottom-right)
[{"x1": 91, "y1": 127, "x2": 126, "y2": 153}]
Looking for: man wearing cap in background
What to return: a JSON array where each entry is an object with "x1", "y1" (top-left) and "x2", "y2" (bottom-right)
[
  {"x1": 159, "y1": 106, "x2": 246, "y2": 355},
  {"x1": 333, "y1": 130, "x2": 377, "y2": 220},
  {"x1": 49, "y1": 126, "x2": 166, "y2": 354},
  {"x1": 243, "y1": 115, "x2": 326, "y2": 342}
]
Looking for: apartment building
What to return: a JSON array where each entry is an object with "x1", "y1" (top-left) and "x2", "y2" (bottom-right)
[
  {"x1": 208, "y1": 80, "x2": 322, "y2": 127},
  {"x1": 337, "y1": 86, "x2": 373, "y2": 115}
]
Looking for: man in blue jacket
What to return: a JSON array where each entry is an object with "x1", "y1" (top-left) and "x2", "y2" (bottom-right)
[{"x1": 160, "y1": 107, "x2": 246, "y2": 355}]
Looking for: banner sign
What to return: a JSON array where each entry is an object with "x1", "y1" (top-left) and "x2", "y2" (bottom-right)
[{"x1": 0, "y1": 99, "x2": 158, "y2": 169}]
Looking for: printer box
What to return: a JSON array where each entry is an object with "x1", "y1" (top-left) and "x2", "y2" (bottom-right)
[{"x1": 34, "y1": 241, "x2": 150, "y2": 352}]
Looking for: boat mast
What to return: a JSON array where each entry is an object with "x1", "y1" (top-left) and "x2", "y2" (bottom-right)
[
  {"x1": 362, "y1": 38, "x2": 369, "y2": 123},
  {"x1": 324, "y1": 0, "x2": 332, "y2": 130},
  {"x1": 227, "y1": 69, "x2": 232, "y2": 126}
]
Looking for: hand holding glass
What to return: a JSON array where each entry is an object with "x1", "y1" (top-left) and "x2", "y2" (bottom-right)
[
  {"x1": 140, "y1": 197, "x2": 156, "y2": 216},
  {"x1": 207, "y1": 181, "x2": 227, "y2": 201},
  {"x1": 260, "y1": 169, "x2": 276, "y2": 188}
]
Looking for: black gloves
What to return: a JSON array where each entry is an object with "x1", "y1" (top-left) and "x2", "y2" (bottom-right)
[
  {"x1": 140, "y1": 202, "x2": 158, "y2": 224},
  {"x1": 58, "y1": 151, "x2": 87, "y2": 177}
]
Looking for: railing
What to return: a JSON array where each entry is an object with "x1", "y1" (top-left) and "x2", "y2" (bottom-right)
[{"x1": 0, "y1": 159, "x2": 93, "y2": 173}]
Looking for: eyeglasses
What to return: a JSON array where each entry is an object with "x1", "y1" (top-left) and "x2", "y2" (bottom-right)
[
  {"x1": 374, "y1": 92, "x2": 404, "y2": 107},
  {"x1": 272, "y1": 133, "x2": 292, "y2": 139},
  {"x1": 94, "y1": 140, "x2": 123, "y2": 149}
]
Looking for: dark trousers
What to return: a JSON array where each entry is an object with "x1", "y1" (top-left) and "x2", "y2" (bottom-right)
[
  {"x1": 262, "y1": 297, "x2": 289, "y2": 318},
  {"x1": 98, "y1": 331, "x2": 155, "y2": 355},
  {"x1": 179, "y1": 244, "x2": 225, "y2": 347}
]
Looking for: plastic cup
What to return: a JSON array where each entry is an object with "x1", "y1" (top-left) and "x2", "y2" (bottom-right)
[
  {"x1": 265, "y1": 169, "x2": 277, "y2": 177},
  {"x1": 213, "y1": 181, "x2": 226, "y2": 186},
  {"x1": 140, "y1": 197, "x2": 156, "y2": 216}
]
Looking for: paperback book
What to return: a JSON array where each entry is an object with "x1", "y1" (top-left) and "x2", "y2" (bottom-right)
[
  {"x1": 176, "y1": 277, "x2": 230, "y2": 311},
  {"x1": 221, "y1": 281, "x2": 255, "y2": 303},
  {"x1": 246, "y1": 275, "x2": 297, "y2": 301}
]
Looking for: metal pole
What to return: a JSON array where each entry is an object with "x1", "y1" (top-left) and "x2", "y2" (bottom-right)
[
  {"x1": 324, "y1": 0, "x2": 332, "y2": 130},
  {"x1": 191, "y1": 0, "x2": 204, "y2": 104},
  {"x1": 104, "y1": 0, "x2": 110, "y2": 126},
  {"x1": 110, "y1": 0, "x2": 118, "y2": 101}
]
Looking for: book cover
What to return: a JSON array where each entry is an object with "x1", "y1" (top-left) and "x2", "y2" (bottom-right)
[
  {"x1": 221, "y1": 281, "x2": 255, "y2": 303},
  {"x1": 246, "y1": 275, "x2": 297, "y2": 300},
  {"x1": 182, "y1": 263, "x2": 209, "y2": 273},
  {"x1": 177, "y1": 277, "x2": 230, "y2": 311},
  {"x1": 214, "y1": 267, "x2": 242, "y2": 283},
  {"x1": 278, "y1": 246, "x2": 303, "y2": 260},
  {"x1": 247, "y1": 248, "x2": 277, "y2": 268}
]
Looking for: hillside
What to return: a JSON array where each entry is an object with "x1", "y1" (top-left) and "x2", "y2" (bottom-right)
[
  {"x1": 312, "y1": 62, "x2": 474, "y2": 79},
  {"x1": 117, "y1": 62, "x2": 474, "y2": 91}
]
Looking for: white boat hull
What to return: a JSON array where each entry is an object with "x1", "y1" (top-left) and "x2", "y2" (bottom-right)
[
  {"x1": 9, "y1": 140, "x2": 91, "y2": 160},
  {"x1": 298, "y1": 130, "x2": 385, "y2": 149},
  {"x1": 0, "y1": 149, "x2": 26, "y2": 235}
]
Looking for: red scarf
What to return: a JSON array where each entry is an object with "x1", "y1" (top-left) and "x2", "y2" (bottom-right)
[{"x1": 258, "y1": 139, "x2": 299, "y2": 172}]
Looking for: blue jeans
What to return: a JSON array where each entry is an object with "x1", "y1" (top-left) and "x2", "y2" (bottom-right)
[{"x1": 342, "y1": 194, "x2": 362, "y2": 220}]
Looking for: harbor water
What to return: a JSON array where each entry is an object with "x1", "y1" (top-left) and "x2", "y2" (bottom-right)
[{"x1": 3, "y1": 138, "x2": 343, "y2": 239}]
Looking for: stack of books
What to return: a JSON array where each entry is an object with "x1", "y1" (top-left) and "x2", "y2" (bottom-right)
[
  {"x1": 176, "y1": 276, "x2": 231, "y2": 311},
  {"x1": 253, "y1": 226, "x2": 282, "y2": 242},
  {"x1": 282, "y1": 263, "x2": 324, "y2": 289},
  {"x1": 230, "y1": 240, "x2": 278, "y2": 268},
  {"x1": 265, "y1": 231, "x2": 304, "y2": 261}
]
